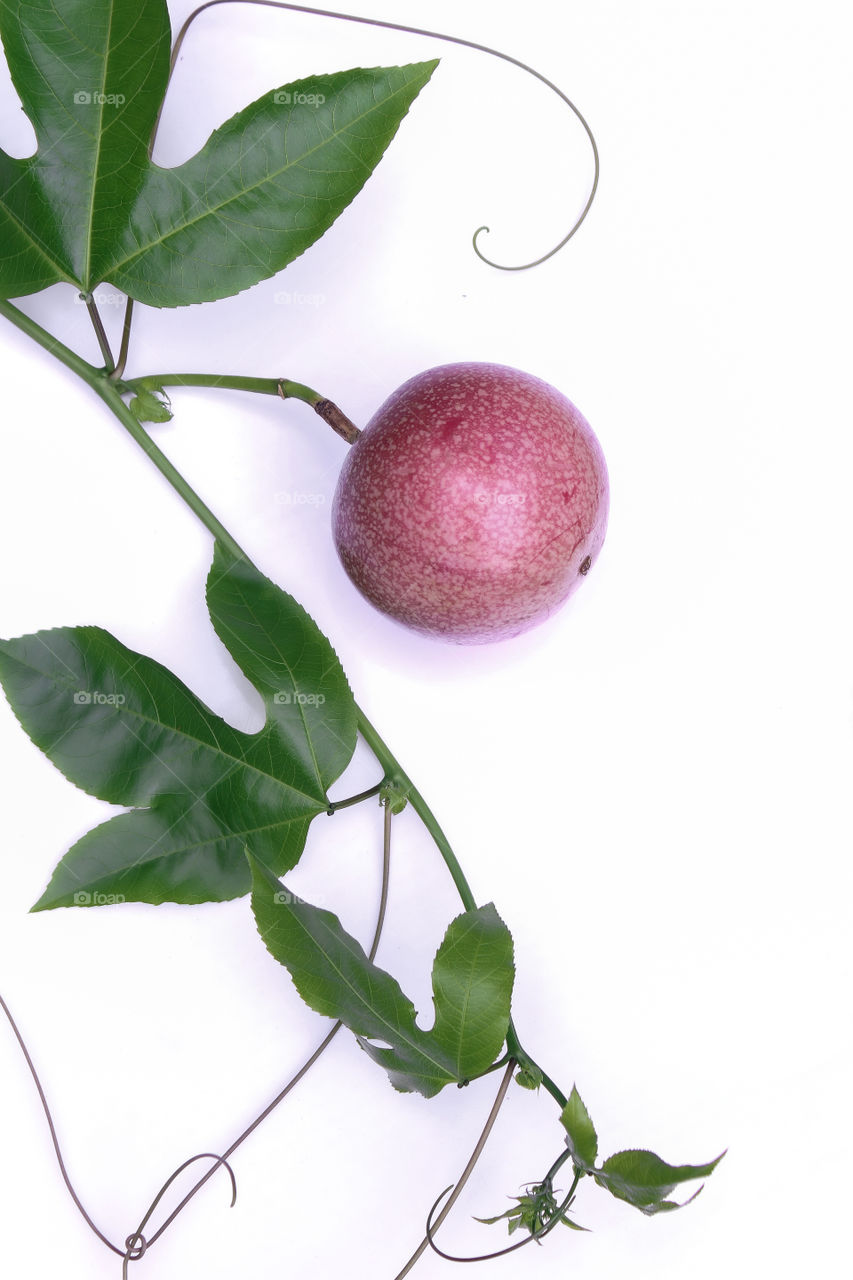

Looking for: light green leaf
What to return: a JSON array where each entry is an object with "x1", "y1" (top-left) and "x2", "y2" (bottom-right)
[
  {"x1": 129, "y1": 387, "x2": 172, "y2": 423},
  {"x1": 560, "y1": 1085, "x2": 598, "y2": 1170},
  {"x1": 594, "y1": 1148, "x2": 725, "y2": 1214}
]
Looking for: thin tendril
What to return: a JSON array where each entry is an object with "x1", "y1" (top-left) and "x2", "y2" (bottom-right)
[
  {"x1": 424, "y1": 1170, "x2": 582, "y2": 1263},
  {"x1": 122, "y1": 1152, "x2": 237, "y2": 1270},
  {"x1": 133, "y1": 802, "x2": 394, "y2": 1250},
  {"x1": 116, "y1": 0, "x2": 597, "y2": 369},
  {"x1": 167, "y1": 2, "x2": 598, "y2": 271},
  {"x1": 392, "y1": 1058, "x2": 516, "y2": 1280},
  {"x1": 0, "y1": 803, "x2": 394, "y2": 1262},
  {"x1": 0, "y1": 992, "x2": 125, "y2": 1258}
]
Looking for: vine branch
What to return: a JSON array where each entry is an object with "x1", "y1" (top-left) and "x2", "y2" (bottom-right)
[{"x1": 393, "y1": 1058, "x2": 516, "y2": 1280}]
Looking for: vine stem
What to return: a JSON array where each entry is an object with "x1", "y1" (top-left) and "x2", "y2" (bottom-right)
[
  {"x1": 123, "y1": 373, "x2": 309, "y2": 398},
  {"x1": 120, "y1": 373, "x2": 361, "y2": 443},
  {"x1": 138, "y1": 796, "x2": 395, "y2": 1252},
  {"x1": 393, "y1": 1059, "x2": 516, "y2": 1280},
  {"x1": 0, "y1": 795, "x2": 395, "y2": 1265},
  {"x1": 0, "y1": 296, "x2": 565, "y2": 1115}
]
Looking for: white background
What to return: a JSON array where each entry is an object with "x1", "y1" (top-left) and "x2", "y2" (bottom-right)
[{"x1": 1, "y1": 2, "x2": 851, "y2": 1277}]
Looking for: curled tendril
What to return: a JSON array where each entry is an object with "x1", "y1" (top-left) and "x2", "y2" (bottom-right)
[
  {"x1": 165, "y1": 2, "x2": 599, "y2": 272},
  {"x1": 111, "y1": 1, "x2": 596, "y2": 377},
  {"x1": 119, "y1": 1154, "x2": 236, "y2": 1275}
]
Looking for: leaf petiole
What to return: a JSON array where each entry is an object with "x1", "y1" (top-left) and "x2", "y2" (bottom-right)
[
  {"x1": 326, "y1": 781, "x2": 384, "y2": 813},
  {"x1": 81, "y1": 294, "x2": 116, "y2": 371},
  {"x1": 120, "y1": 372, "x2": 361, "y2": 442}
]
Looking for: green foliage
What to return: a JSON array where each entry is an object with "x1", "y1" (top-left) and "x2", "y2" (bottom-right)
[
  {"x1": 379, "y1": 777, "x2": 409, "y2": 814},
  {"x1": 250, "y1": 854, "x2": 515, "y2": 1097},
  {"x1": 0, "y1": 544, "x2": 357, "y2": 906},
  {"x1": 0, "y1": 4, "x2": 724, "y2": 1256},
  {"x1": 560, "y1": 1084, "x2": 598, "y2": 1170},
  {"x1": 514, "y1": 1060, "x2": 544, "y2": 1090},
  {"x1": 477, "y1": 1182, "x2": 586, "y2": 1237},
  {"x1": 0, "y1": 0, "x2": 437, "y2": 306},
  {"x1": 0, "y1": 0, "x2": 172, "y2": 298},
  {"x1": 559, "y1": 1087, "x2": 723, "y2": 1212},
  {"x1": 593, "y1": 1148, "x2": 726, "y2": 1214},
  {"x1": 129, "y1": 387, "x2": 173, "y2": 423}
]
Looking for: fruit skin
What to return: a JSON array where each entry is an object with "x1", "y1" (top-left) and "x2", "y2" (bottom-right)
[{"x1": 331, "y1": 362, "x2": 609, "y2": 644}]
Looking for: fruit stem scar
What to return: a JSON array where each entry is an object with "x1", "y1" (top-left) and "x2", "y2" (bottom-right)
[{"x1": 313, "y1": 398, "x2": 361, "y2": 444}]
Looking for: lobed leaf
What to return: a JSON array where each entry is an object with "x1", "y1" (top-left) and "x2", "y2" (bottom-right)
[
  {"x1": 103, "y1": 62, "x2": 439, "y2": 307},
  {"x1": 0, "y1": 0, "x2": 437, "y2": 305},
  {"x1": 249, "y1": 854, "x2": 514, "y2": 1097},
  {"x1": 206, "y1": 543, "x2": 357, "y2": 792},
  {"x1": 0, "y1": 546, "x2": 357, "y2": 906},
  {"x1": 0, "y1": 0, "x2": 172, "y2": 297}
]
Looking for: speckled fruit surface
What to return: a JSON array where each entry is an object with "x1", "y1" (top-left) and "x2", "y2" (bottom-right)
[{"x1": 331, "y1": 362, "x2": 609, "y2": 643}]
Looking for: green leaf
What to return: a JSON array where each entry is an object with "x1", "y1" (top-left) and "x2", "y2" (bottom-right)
[
  {"x1": 0, "y1": 0, "x2": 172, "y2": 297},
  {"x1": 594, "y1": 1148, "x2": 725, "y2": 1214},
  {"x1": 514, "y1": 1061, "x2": 543, "y2": 1090},
  {"x1": 560, "y1": 1085, "x2": 598, "y2": 1170},
  {"x1": 0, "y1": 546, "x2": 357, "y2": 906},
  {"x1": 249, "y1": 854, "x2": 514, "y2": 1097},
  {"x1": 129, "y1": 387, "x2": 172, "y2": 423},
  {"x1": 0, "y1": 0, "x2": 437, "y2": 305},
  {"x1": 476, "y1": 1183, "x2": 587, "y2": 1238},
  {"x1": 102, "y1": 62, "x2": 439, "y2": 307},
  {"x1": 206, "y1": 543, "x2": 357, "y2": 792}
]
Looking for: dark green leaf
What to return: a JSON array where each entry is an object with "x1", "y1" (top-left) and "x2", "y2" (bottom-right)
[
  {"x1": 594, "y1": 1148, "x2": 725, "y2": 1214},
  {"x1": 206, "y1": 543, "x2": 357, "y2": 792},
  {"x1": 0, "y1": 0, "x2": 172, "y2": 297},
  {"x1": 249, "y1": 855, "x2": 514, "y2": 1097},
  {"x1": 1, "y1": 0, "x2": 437, "y2": 305},
  {"x1": 560, "y1": 1085, "x2": 598, "y2": 1170},
  {"x1": 0, "y1": 547, "x2": 357, "y2": 906},
  {"x1": 103, "y1": 62, "x2": 439, "y2": 307}
]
